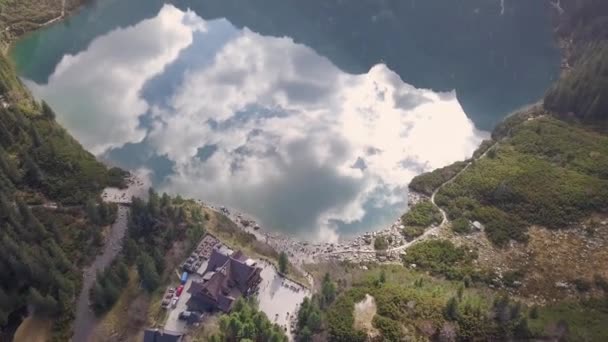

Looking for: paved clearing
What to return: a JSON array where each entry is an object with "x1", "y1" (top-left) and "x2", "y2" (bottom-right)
[
  {"x1": 256, "y1": 261, "x2": 310, "y2": 339},
  {"x1": 164, "y1": 277, "x2": 195, "y2": 334}
]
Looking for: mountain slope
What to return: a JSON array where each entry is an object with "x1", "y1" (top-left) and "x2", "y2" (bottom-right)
[{"x1": 0, "y1": 49, "x2": 125, "y2": 340}]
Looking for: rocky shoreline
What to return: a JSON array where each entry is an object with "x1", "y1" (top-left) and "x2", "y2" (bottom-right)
[{"x1": 199, "y1": 190, "x2": 434, "y2": 266}]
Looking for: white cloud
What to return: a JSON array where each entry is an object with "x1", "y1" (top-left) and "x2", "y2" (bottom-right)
[
  {"x1": 26, "y1": 7, "x2": 488, "y2": 241},
  {"x1": 147, "y1": 28, "x2": 489, "y2": 241},
  {"x1": 26, "y1": 5, "x2": 205, "y2": 154}
]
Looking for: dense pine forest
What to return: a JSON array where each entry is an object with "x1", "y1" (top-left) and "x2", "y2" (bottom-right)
[
  {"x1": 0, "y1": 52, "x2": 126, "y2": 339},
  {"x1": 544, "y1": 0, "x2": 608, "y2": 123}
]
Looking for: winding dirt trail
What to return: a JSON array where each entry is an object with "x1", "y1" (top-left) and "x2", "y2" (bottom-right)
[
  {"x1": 71, "y1": 205, "x2": 129, "y2": 342},
  {"x1": 334, "y1": 140, "x2": 498, "y2": 256},
  {"x1": 429, "y1": 142, "x2": 497, "y2": 228}
]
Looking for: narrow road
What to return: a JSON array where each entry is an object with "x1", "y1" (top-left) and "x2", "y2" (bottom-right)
[
  {"x1": 40, "y1": 0, "x2": 66, "y2": 27},
  {"x1": 71, "y1": 205, "x2": 129, "y2": 342}
]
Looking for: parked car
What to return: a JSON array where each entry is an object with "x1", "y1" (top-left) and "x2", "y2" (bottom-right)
[
  {"x1": 178, "y1": 311, "x2": 192, "y2": 320},
  {"x1": 171, "y1": 297, "x2": 178, "y2": 308},
  {"x1": 161, "y1": 299, "x2": 171, "y2": 308},
  {"x1": 176, "y1": 285, "x2": 184, "y2": 297}
]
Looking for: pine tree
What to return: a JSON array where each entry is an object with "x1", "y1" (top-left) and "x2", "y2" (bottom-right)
[
  {"x1": 24, "y1": 156, "x2": 43, "y2": 185},
  {"x1": 41, "y1": 101, "x2": 56, "y2": 120},
  {"x1": 444, "y1": 297, "x2": 459, "y2": 321},
  {"x1": 29, "y1": 123, "x2": 42, "y2": 147},
  {"x1": 278, "y1": 251, "x2": 288, "y2": 274}
]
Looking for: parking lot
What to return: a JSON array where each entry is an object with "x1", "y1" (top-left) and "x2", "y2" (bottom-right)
[{"x1": 163, "y1": 258, "x2": 209, "y2": 333}]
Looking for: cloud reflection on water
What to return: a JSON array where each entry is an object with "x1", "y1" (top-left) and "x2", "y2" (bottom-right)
[{"x1": 27, "y1": 4, "x2": 488, "y2": 241}]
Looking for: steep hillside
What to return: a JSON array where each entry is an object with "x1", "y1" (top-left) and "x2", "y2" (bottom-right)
[
  {"x1": 0, "y1": 0, "x2": 85, "y2": 50},
  {"x1": 0, "y1": 47, "x2": 125, "y2": 340},
  {"x1": 435, "y1": 112, "x2": 608, "y2": 246},
  {"x1": 545, "y1": 0, "x2": 608, "y2": 124}
]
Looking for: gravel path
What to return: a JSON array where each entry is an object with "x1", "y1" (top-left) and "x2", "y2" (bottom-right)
[{"x1": 71, "y1": 206, "x2": 129, "y2": 342}]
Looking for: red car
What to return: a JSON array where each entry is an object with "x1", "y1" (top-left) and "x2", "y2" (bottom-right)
[{"x1": 176, "y1": 285, "x2": 184, "y2": 297}]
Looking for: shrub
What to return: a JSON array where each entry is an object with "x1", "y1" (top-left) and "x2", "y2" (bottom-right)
[
  {"x1": 402, "y1": 240, "x2": 476, "y2": 279},
  {"x1": 594, "y1": 274, "x2": 608, "y2": 292},
  {"x1": 529, "y1": 306, "x2": 539, "y2": 319},
  {"x1": 374, "y1": 236, "x2": 389, "y2": 250},
  {"x1": 451, "y1": 217, "x2": 471, "y2": 234},
  {"x1": 401, "y1": 200, "x2": 442, "y2": 227},
  {"x1": 573, "y1": 278, "x2": 592, "y2": 292},
  {"x1": 373, "y1": 315, "x2": 404, "y2": 341},
  {"x1": 409, "y1": 161, "x2": 468, "y2": 196},
  {"x1": 435, "y1": 117, "x2": 608, "y2": 246},
  {"x1": 403, "y1": 226, "x2": 424, "y2": 241}
]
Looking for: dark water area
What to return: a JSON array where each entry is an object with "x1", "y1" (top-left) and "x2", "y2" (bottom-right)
[
  {"x1": 12, "y1": 0, "x2": 560, "y2": 130},
  {"x1": 10, "y1": 0, "x2": 560, "y2": 240}
]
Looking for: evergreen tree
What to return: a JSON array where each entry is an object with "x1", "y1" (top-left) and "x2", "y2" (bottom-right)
[
  {"x1": 24, "y1": 155, "x2": 44, "y2": 185},
  {"x1": 41, "y1": 101, "x2": 56, "y2": 120},
  {"x1": 444, "y1": 297, "x2": 459, "y2": 321},
  {"x1": 137, "y1": 253, "x2": 160, "y2": 291},
  {"x1": 86, "y1": 199, "x2": 100, "y2": 225},
  {"x1": 320, "y1": 273, "x2": 337, "y2": 309},
  {"x1": 278, "y1": 251, "x2": 288, "y2": 274}
]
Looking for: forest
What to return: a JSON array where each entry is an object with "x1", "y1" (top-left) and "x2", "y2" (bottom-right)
[
  {"x1": 544, "y1": 0, "x2": 608, "y2": 123},
  {"x1": 544, "y1": 43, "x2": 608, "y2": 122},
  {"x1": 208, "y1": 298, "x2": 287, "y2": 342},
  {"x1": 90, "y1": 190, "x2": 206, "y2": 315},
  {"x1": 295, "y1": 263, "x2": 608, "y2": 341},
  {"x1": 0, "y1": 51, "x2": 127, "y2": 340}
]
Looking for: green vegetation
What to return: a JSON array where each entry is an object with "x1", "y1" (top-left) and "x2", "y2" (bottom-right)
[
  {"x1": 0, "y1": 74, "x2": 125, "y2": 337},
  {"x1": 435, "y1": 116, "x2": 608, "y2": 245},
  {"x1": 209, "y1": 298, "x2": 287, "y2": 342},
  {"x1": 85, "y1": 199, "x2": 117, "y2": 227},
  {"x1": 0, "y1": 191, "x2": 112, "y2": 339},
  {"x1": 278, "y1": 251, "x2": 288, "y2": 274},
  {"x1": 529, "y1": 299, "x2": 608, "y2": 341},
  {"x1": 451, "y1": 217, "x2": 471, "y2": 234},
  {"x1": 401, "y1": 200, "x2": 441, "y2": 240},
  {"x1": 123, "y1": 190, "x2": 205, "y2": 289},
  {"x1": 88, "y1": 190, "x2": 207, "y2": 316},
  {"x1": 0, "y1": 0, "x2": 82, "y2": 48},
  {"x1": 0, "y1": 48, "x2": 130, "y2": 338},
  {"x1": 556, "y1": 0, "x2": 608, "y2": 55},
  {"x1": 545, "y1": 43, "x2": 608, "y2": 122},
  {"x1": 90, "y1": 259, "x2": 129, "y2": 314},
  {"x1": 0, "y1": 199, "x2": 79, "y2": 322},
  {"x1": 301, "y1": 264, "x2": 608, "y2": 341},
  {"x1": 472, "y1": 139, "x2": 495, "y2": 159},
  {"x1": 296, "y1": 297, "x2": 322, "y2": 342},
  {"x1": 402, "y1": 226, "x2": 425, "y2": 241},
  {"x1": 408, "y1": 161, "x2": 468, "y2": 196},
  {"x1": 402, "y1": 240, "x2": 477, "y2": 280},
  {"x1": 0, "y1": 58, "x2": 124, "y2": 205},
  {"x1": 401, "y1": 200, "x2": 442, "y2": 227},
  {"x1": 320, "y1": 265, "x2": 538, "y2": 341},
  {"x1": 373, "y1": 236, "x2": 388, "y2": 250},
  {"x1": 295, "y1": 274, "x2": 337, "y2": 341}
]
